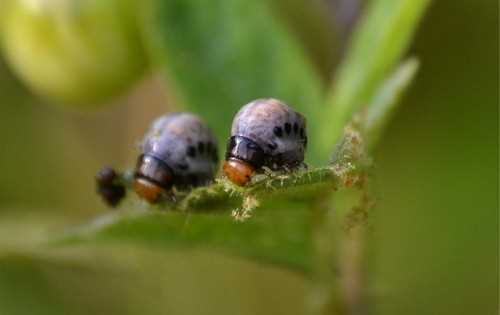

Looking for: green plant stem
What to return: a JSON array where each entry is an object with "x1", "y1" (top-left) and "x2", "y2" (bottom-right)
[
  {"x1": 308, "y1": 195, "x2": 342, "y2": 315},
  {"x1": 328, "y1": 184, "x2": 372, "y2": 315},
  {"x1": 312, "y1": 124, "x2": 372, "y2": 315},
  {"x1": 308, "y1": 57, "x2": 419, "y2": 313},
  {"x1": 309, "y1": 189, "x2": 371, "y2": 315}
]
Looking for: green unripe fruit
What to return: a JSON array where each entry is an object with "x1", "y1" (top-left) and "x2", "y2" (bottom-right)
[{"x1": 1, "y1": 0, "x2": 148, "y2": 108}]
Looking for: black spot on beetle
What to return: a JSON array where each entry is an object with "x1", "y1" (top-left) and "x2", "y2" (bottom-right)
[
  {"x1": 293, "y1": 122, "x2": 298, "y2": 134},
  {"x1": 187, "y1": 146, "x2": 196, "y2": 157},
  {"x1": 267, "y1": 142, "x2": 278, "y2": 150},
  {"x1": 300, "y1": 127, "x2": 305, "y2": 138},
  {"x1": 284, "y1": 123, "x2": 291, "y2": 134},
  {"x1": 198, "y1": 141, "x2": 205, "y2": 154},
  {"x1": 206, "y1": 142, "x2": 212, "y2": 154},
  {"x1": 273, "y1": 126, "x2": 283, "y2": 137}
]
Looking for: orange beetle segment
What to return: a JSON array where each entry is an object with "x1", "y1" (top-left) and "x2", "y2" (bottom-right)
[
  {"x1": 223, "y1": 158, "x2": 255, "y2": 186},
  {"x1": 134, "y1": 178, "x2": 165, "y2": 203}
]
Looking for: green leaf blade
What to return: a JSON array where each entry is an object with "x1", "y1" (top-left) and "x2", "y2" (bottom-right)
[
  {"x1": 320, "y1": 0, "x2": 430, "y2": 158},
  {"x1": 363, "y1": 58, "x2": 419, "y2": 150},
  {"x1": 52, "y1": 164, "x2": 362, "y2": 274},
  {"x1": 58, "y1": 206, "x2": 313, "y2": 273}
]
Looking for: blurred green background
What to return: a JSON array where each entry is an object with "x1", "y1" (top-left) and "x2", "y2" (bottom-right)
[{"x1": 0, "y1": 0, "x2": 497, "y2": 314}]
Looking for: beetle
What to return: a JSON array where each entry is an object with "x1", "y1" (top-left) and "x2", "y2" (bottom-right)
[
  {"x1": 223, "y1": 98, "x2": 307, "y2": 186},
  {"x1": 97, "y1": 112, "x2": 219, "y2": 205}
]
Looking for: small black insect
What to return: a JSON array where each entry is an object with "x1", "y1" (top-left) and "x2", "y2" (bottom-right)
[
  {"x1": 95, "y1": 166, "x2": 125, "y2": 207},
  {"x1": 223, "y1": 98, "x2": 307, "y2": 186}
]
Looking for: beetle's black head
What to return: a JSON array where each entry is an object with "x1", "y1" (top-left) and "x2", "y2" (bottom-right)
[
  {"x1": 223, "y1": 136, "x2": 265, "y2": 186},
  {"x1": 134, "y1": 154, "x2": 174, "y2": 203},
  {"x1": 225, "y1": 136, "x2": 265, "y2": 167}
]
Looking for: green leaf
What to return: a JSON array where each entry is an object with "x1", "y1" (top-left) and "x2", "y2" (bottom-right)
[
  {"x1": 55, "y1": 166, "x2": 352, "y2": 273},
  {"x1": 143, "y1": 0, "x2": 324, "y2": 163},
  {"x1": 268, "y1": 0, "x2": 339, "y2": 81},
  {"x1": 319, "y1": 0, "x2": 430, "y2": 158},
  {"x1": 363, "y1": 58, "x2": 419, "y2": 150},
  {"x1": 56, "y1": 203, "x2": 313, "y2": 273}
]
